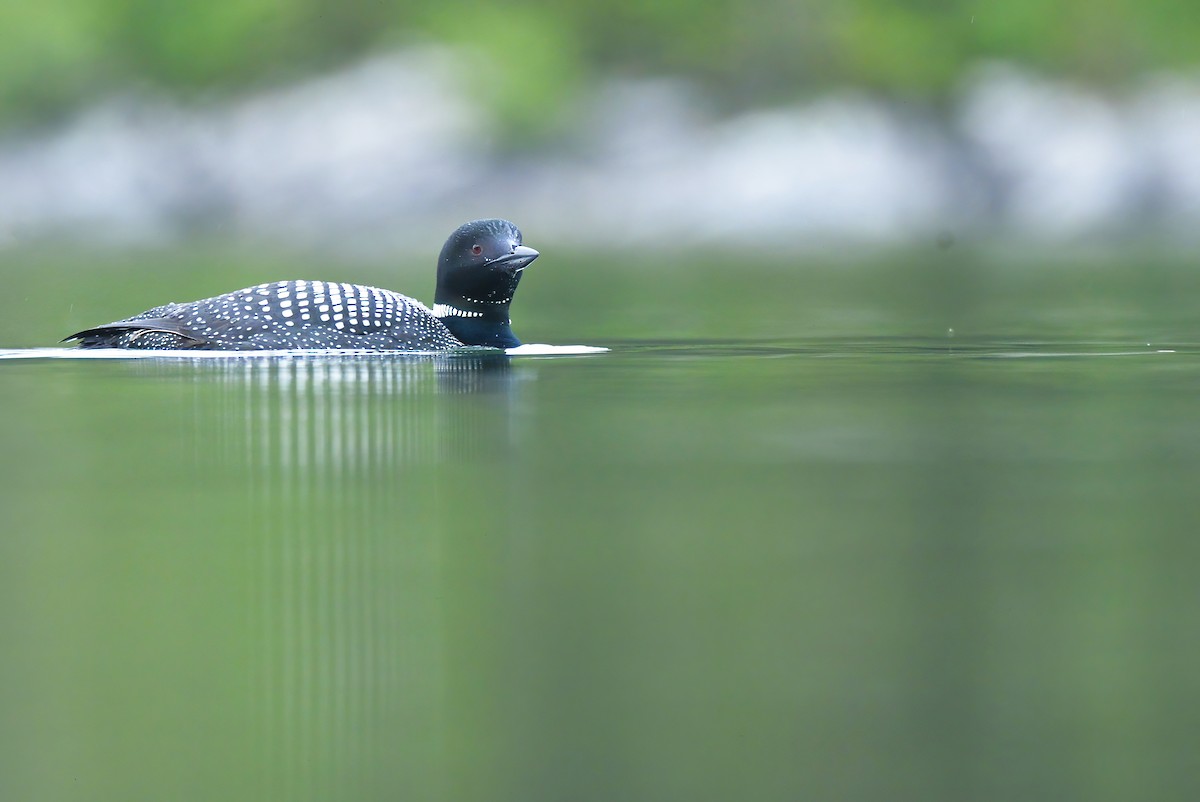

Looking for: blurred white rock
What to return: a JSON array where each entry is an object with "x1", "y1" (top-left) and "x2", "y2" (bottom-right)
[
  {"x1": 958, "y1": 64, "x2": 1148, "y2": 238},
  {"x1": 1, "y1": 51, "x2": 1199, "y2": 250}
]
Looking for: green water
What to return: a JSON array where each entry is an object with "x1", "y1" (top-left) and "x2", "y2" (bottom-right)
[{"x1": 1, "y1": 247, "x2": 1198, "y2": 801}]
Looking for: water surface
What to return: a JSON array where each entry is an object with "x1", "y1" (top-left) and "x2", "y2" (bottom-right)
[{"x1": 1, "y1": 249, "x2": 1198, "y2": 801}]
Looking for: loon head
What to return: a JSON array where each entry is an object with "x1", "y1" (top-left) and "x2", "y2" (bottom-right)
[{"x1": 433, "y1": 218, "x2": 539, "y2": 348}]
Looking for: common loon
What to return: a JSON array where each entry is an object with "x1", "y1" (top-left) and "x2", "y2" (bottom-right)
[{"x1": 63, "y1": 219, "x2": 539, "y2": 350}]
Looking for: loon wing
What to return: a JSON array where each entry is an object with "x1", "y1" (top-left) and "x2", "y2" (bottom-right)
[{"x1": 62, "y1": 317, "x2": 209, "y2": 346}]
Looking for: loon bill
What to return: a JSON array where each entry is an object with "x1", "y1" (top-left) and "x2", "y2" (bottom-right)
[{"x1": 63, "y1": 219, "x2": 539, "y2": 351}]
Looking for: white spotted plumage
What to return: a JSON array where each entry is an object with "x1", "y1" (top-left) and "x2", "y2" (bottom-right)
[{"x1": 90, "y1": 279, "x2": 462, "y2": 350}]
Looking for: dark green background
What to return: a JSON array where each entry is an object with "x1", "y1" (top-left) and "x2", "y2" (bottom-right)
[{"x1": 3, "y1": 0, "x2": 1194, "y2": 132}]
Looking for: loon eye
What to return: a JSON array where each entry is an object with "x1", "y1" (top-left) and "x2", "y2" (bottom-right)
[{"x1": 471, "y1": 244, "x2": 483, "y2": 256}]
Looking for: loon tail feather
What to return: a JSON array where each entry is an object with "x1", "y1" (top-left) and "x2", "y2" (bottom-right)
[{"x1": 62, "y1": 318, "x2": 209, "y2": 348}]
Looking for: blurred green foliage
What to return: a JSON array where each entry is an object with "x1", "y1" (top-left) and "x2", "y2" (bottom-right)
[{"x1": 0, "y1": 0, "x2": 1196, "y2": 130}]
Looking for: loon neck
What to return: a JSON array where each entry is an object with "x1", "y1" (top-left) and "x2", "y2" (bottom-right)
[{"x1": 433, "y1": 302, "x2": 521, "y2": 348}]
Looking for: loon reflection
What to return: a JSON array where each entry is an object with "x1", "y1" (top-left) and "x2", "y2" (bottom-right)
[
  {"x1": 182, "y1": 351, "x2": 523, "y2": 467},
  {"x1": 178, "y1": 351, "x2": 525, "y2": 800}
]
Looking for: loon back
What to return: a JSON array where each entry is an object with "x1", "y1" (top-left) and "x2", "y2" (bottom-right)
[{"x1": 64, "y1": 282, "x2": 461, "y2": 350}]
